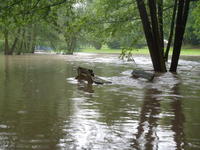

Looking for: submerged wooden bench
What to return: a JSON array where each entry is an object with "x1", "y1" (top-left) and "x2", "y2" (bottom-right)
[
  {"x1": 75, "y1": 67, "x2": 112, "y2": 84},
  {"x1": 132, "y1": 70, "x2": 155, "y2": 81}
]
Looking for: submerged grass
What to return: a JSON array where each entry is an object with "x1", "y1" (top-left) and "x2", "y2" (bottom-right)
[{"x1": 79, "y1": 48, "x2": 200, "y2": 55}]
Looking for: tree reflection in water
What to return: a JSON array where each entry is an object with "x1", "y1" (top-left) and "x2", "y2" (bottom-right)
[
  {"x1": 132, "y1": 87, "x2": 161, "y2": 150},
  {"x1": 132, "y1": 76, "x2": 186, "y2": 150},
  {"x1": 77, "y1": 81, "x2": 94, "y2": 93},
  {"x1": 0, "y1": 56, "x2": 74, "y2": 149},
  {"x1": 170, "y1": 78, "x2": 186, "y2": 150},
  {"x1": 4, "y1": 56, "x2": 10, "y2": 82}
]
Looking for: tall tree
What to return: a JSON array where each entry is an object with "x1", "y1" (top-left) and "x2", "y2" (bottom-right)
[
  {"x1": 136, "y1": 0, "x2": 166, "y2": 72},
  {"x1": 136, "y1": 0, "x2": 192, "y2": 72},
  {"x1": 170, "y1": 0, "x2": 191, "y2": 72},
  {"x1": 164, "y1": 0, "x2": 178, "y2": 62}
]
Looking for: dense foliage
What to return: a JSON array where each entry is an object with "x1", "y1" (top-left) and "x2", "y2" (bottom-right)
[
  {"x1": 0, "y1": 0, "x2": 199, "y2": 71},
  {"x1": 0, "y1": 0, "x2": 199, "y2": 54}
]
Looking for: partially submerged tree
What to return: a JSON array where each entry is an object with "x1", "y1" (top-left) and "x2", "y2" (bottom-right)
[
  {"x1": 136, "y1": 0, "x2": 192, "y2": 72},
  {"x1": 136, "y1": 0, "x2": 167, "y2": 72},
  {"x1": 170, "y1": 0, "x2": 191, "y2": 72},
  {"x1": 164, "y1": 0, "x2": 178, "y2": 62}
]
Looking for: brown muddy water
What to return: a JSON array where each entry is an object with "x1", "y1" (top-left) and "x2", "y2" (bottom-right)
[{"x1": 0, "y1": 53, "x2": 199, "y2": 150}]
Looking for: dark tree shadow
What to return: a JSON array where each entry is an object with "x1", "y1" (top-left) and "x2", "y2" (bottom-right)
[
  {"x1": 77, "y1": 81, "x2": 94, "y2": 93},
  {"x1": 4, "y1": 56, "x2": 10, "y2": 82},
  {"x1": 132, "y1": 88, "x2": 161, "y2": 150},
  {"x1": 132, "y1": 75, "x2": 185, "y2": 150},
  {"x1": 170, "y1": 77, "x2": 186, "y2": 150}
]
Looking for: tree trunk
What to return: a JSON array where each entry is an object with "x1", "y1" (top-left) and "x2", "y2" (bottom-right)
[
  {"x1": 17, "y1": 30, "x2": 25, "y2": 55},
  {"x1": 170, "y1": 0, "x2": 191, "y2": 72},
  {"x1": 10, "y1": 29, "x2": 21, "y2": 54},
  {"x1": 70, "y1": 36, "x2": 76, "y2": 54},
  {"x1": 136, "y1": 0, "x2": 156, "y2": 69},
  {"x1": 165, "y1": 0, "x2": 178, "y2": 62},
  {"x1": 66, "y1": 35, "x2": 76, "y2": 54},
  {"x1": 30, "y1": 25, "x2": 37, "y2": 53},
  {"x1": 148, "y1": 0, "x2": 166, "y2": 71},
  {"x1": 24, "y1": 28, "x2": 29, "y2": 53},
  {"x1": 10, "y1": 37, "x2": 19, "y2": 54},
  {"x1": 136, "y1": 0, "x2": 166, "y2": 72},
  {"x1": 158, "y1": 0, "x2": 164, "y2": 55},
  {"x1": 18, "y1": 29, "x2": 26, "y2": 55}
]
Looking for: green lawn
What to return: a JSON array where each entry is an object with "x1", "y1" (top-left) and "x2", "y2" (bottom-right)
[
  {"x1": 179, "y1": 48, "x2": 200, "y2": 55},
  {"x1": 79, "y1": 48, "x2": 200, "y2": 55}
]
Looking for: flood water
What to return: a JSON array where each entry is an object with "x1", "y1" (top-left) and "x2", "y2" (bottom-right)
[{"x1": 0, "y1": 53, "x2": 200, "y2": 150}]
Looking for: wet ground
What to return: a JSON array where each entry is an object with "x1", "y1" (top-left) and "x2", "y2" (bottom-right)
[{"x1": 0, "y1": 53, "x2": 200, "y2": 150}]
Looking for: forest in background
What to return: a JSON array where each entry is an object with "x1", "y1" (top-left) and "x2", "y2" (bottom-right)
[{"x1": 0, "y1": 0, "x2": 200, "y2": 55}]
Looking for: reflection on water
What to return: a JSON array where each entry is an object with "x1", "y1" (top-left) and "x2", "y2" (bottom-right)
[
  {"x1": 77, "y1": 81, "x2": 94, "y2": 93},
  {"x1": 170, "y1": 81, "x2": 186, "y2": 150},
  {"x1": 133, "y1": 87, "x2": 161, "y2": 150},
  {"x1": 0, "y1": 54, "x2": 200, "y2": 150}
]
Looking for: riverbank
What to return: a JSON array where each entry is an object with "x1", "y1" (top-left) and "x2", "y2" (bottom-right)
[{"x1": 78, "y1": 48, "x2": 200, "y2": 56}]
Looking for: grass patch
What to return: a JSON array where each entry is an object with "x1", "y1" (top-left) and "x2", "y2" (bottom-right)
[
  {"x1": 79, "y1": 48, "x2": 200, "y2": 55},
  {"x1": 79, "y1": 48, "x2": 149, "y2": 54},
  {"x1": 78, "y1": 48, "x2": 122, "y2": 53},
  {"x1": 180, "y1": 48, "x2": 200, "y2": 55}
]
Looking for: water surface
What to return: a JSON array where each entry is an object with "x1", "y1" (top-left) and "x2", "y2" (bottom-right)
[{"x1": 0, "y1": 53, "x2": 200, "y2": 150}]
